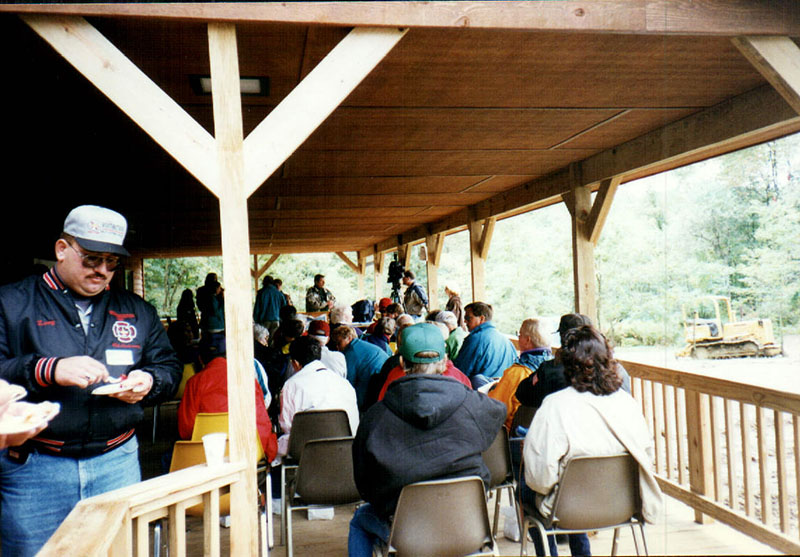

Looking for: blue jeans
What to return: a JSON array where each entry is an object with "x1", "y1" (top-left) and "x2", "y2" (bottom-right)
[
  {"x1": 348, "y1": 503, "x2": 391, "y2": 557},
  {"x1": 0, "y1": 437, "x2": 141, "y2": 557},
  {"x1": 510, "y1": 437, "x2": 591, "y2": 556}
]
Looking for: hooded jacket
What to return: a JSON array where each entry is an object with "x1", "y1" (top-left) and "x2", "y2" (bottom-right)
[{"x1": 353, "y1": 374, "x2": 505, "y2": 519}]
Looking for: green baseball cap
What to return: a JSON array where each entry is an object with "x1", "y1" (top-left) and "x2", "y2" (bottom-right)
[{"x1": 399, "y1": 323, "x2": 446, "y2": 363}]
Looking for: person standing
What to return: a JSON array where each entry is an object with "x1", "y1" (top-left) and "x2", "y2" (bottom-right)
[
  {"x1": 253, "y1": 275, "x2": 286, "y2": 336},
  {"x1": 401, "y1": 270, "x2": 428, "y2": 321},
  {"x1": 305, "y1": 273, "x2": 335, "y2": 312},
  {"x1": 0, "y1": 205, "x2": 182, "y2": 556},
  {"x1": 176, "y1": 288, "x2": 199, "y2": 340},
  {"x1": 196, "y1": 272, "x2": 225, "y2": 336}
]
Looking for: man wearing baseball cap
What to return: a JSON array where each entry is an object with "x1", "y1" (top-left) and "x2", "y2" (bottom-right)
[
  {"x1": 0, "y1": 205, "x2": 182, "y2": 556},
  {"x1": 349, "y1": 323, "x2": 505, "y2": 556},
  {"x1": 307, "y1": 319, "x2": 347, "y2": 378}
]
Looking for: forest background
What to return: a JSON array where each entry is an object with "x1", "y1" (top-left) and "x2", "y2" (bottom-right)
[{"x1": 144, "y1": 132, "x2": 800, "y2": 349}]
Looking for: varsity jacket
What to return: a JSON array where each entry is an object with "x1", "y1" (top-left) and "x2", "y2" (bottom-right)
[{"x1": 0, "y1": 268, "x2": 181, "y2": 457}]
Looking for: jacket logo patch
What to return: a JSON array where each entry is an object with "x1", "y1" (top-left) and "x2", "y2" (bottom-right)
[
  {"x1": 37, "y1": 320, "x2": 56, "y2": 327},
  {"x1": 112, "y1": 320, "x2": 137, "y2": 344}
]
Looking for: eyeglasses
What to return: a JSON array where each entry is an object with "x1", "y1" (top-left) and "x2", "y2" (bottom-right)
[{"x1": 67, "y1": 242, "x2": 122, "y2": 271}]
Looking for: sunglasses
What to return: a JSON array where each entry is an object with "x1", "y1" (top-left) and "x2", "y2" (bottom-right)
[{"x1": 68, "y1": 242, "x2": 122, "y2": 272}]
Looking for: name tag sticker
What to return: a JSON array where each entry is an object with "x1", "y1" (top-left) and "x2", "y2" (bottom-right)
[{"x1": 106, "y1": 349, "x2": 134, "y2": 366}]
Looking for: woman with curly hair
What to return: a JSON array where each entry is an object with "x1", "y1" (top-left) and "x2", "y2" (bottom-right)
[{"x1": 520, "y1": 325, "x2": 662, "y2": 556}]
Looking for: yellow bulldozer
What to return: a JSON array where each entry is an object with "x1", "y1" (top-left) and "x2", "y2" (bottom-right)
[{"x1": 676, "y1": 295, "x2": 782, "y2": 359}]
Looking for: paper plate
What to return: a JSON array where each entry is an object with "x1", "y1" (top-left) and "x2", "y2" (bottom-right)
[
  {"x1": 91, "y1": 383, "x2": 134, "y2": 396},
  {"x1": 0, "y1": 401, "x2": 60, "y2": 434}
]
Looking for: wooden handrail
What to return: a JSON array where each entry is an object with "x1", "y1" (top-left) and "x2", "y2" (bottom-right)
[
  {"x1": 39, "y1": 460, "x2": 247, "y2": 557},
  {"x1": 621, "y1": 359, "x2": 800, "y2": 554}
]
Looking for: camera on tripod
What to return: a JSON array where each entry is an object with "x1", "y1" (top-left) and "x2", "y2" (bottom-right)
[{"x1": 387, "y1": 256, "x2": 405, "y2": 303}]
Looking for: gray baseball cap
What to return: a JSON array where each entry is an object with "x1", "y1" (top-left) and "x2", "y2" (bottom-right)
[{"x1": 63, "y1": 205, "x2": 129, "y2": 256}]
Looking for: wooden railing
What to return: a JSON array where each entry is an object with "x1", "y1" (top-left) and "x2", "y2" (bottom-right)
[
  {"x1": 38, "y1": 460, "x2": 247, "y2": 557},
  {"x1": 621, "y1": 359, "x2": 800, "y2": 554}
]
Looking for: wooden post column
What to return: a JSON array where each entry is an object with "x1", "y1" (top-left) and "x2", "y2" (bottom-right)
[
  {"x1": 130, "y1": 258, "x2": 144, "y2": 298},
  {"x1": 208, "y1": 23, "x2": 259, "y2": 555},
  {"x1": 425, "y1": 233, "x2": 445, "y2": 310},
  {"x1": 563, "y1": 165, "x2": 621, "y2": 325},
  {"x1": 373, "y1": 249, "x2": 386, "y2": 302},
  {"x1": 336, "y1": 251, "x2": 367, "y2": 300},
  {"x1": 468, "y1": 216, "x2": 495, "y2": 303}
]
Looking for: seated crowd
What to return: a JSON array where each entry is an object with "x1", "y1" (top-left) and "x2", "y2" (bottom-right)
[{"x1": 164, "y1": 275, "x2": 661, "y2": 557}]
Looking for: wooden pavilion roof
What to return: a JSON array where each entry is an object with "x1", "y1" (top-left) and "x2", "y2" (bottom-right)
[{"x1": 1, "y1": 2, "x2": 799, "y2": 260}]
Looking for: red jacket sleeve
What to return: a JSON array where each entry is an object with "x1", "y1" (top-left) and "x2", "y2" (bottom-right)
[
  {"x1": 254, "y1": 379, "x2": 278, "y2": 462},
  {"x1": 177, "y1": 374, "x2": 201, "y2": 440}
]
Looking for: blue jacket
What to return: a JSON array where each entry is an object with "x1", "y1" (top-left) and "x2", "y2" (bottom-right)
[
  {"x1": 343, "y1": 337, "x2": 389, "y2": 410},
  {"x1": 453, "y1": 321, "x2": 517, "y2": 383},
  {"x1": 253, "y1": 284, "x2": 286, "y2": 324},
  {"x1": 516, "y1": 348, "x2": 553, "y2": 373}
]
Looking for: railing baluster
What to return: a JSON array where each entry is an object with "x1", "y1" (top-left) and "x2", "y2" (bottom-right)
[
  {"x1": 663, "y1": 383, "x2": 673, "y2": 480},
  {"x1": 133, "y1": 516, "x2": 149, "y2": 557},
  {"x1": 724, "y1": 398, "x2": 738, "y2": 510},
  {"x1": 756, "y1": 406, "x2": 772, "y2": 527},
  {"x1": 203, "y1": 488, "x2": 222, "y2": 557},
  {"x1": 794, "y1": 415, "x2": 800, "y2": 537},
  {"x1": 676, "y1": 387, "x2": 687, "y2": 485},
  {"x1": 710, "y1": 396, "x2": 723, "y2": 501},
  {"x1": 775, "y1": 410, "x2": 789, "y2": 533},
  {"x1": 742, "y1": 402, "x2": 755, "y2": 518},
  {"x1": 169, "y1": 502, "x2": 188, "y2": 557}
]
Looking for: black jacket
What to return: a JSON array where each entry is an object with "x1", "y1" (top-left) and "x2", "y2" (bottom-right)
[
  {"x1": 0, "y1": 269, "x2": 181, "y2": 457},
  {"x1": 353, "y1": 374, "x2": 505, "y2": 519}
]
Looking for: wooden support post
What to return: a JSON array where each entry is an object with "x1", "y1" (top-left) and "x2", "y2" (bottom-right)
[
  {"x1": 563, "y1": 165, "x2": 599, "y2": 323},
  {"x1": 733, "y1": 36, "x2": 800, "y2": 115},
  {"x1": 685, "y1": 389, "x2": 714, "y2": 524},
  {"x1": 130, "y1": 258, "x2": 144, "y2": 298},
  {"x1": 207, "y1": 22, "x2": 259, "y2": 556},
  {"x1": 373, "y1": 249, "x2": 385, "y2": 302},
  {"x1": 467, "y1": 216, "x2": 495, "y2": 303},
  {"x1": 397, "y1": 243, "x2": 411, "y2": 270},
  {"x1": 425, "y1": 233, "x2": 445, "y2": 310},
  {"x1": 357, "y1": 251, "x2": 368, "y2": 300}
]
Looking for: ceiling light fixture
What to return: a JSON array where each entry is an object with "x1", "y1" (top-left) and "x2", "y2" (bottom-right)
[{"x1": 189, "y1": 75, "x2": 270, "y2": 96}]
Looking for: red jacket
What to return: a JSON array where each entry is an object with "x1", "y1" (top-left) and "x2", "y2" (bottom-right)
[
  {"x1": 177, "y1": 357, "x2": 277, "y2": 461},
  {"x1": 378, "y1": 359, "x2": 471, "y2": 401}
]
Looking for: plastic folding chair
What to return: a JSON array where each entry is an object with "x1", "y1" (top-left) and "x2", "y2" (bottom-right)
[
  {"x1": 284, "y1": 437, "x2": 362, "y2": 557},
  {"x1": 519, "y1": 453, "x2": 648, "y2": 556},
  {"x1": 278, "y1": 408, "x2": 352, "y2": 544},
  {"x1": 387, "y1": 476, "x2": 497, "y2": 556},
  {"x1": 482, "y1": 427, "x2": 517, "y2": 539}
]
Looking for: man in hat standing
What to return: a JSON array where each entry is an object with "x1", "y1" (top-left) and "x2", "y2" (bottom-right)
[
  {"x1": 348, "y1": 323, "x2": 505, "y2": 556},
  {"x1": 0, "y1": 205, "x2": 182, "y2": 556}
]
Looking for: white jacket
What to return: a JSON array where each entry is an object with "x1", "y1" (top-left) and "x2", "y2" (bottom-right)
[{"x1": 523, "y1": 386, "x2": 662, "y2": 524}]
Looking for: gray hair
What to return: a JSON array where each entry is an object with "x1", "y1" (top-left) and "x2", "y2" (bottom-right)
[
  {"x1": 403, "y1": 355, "x2": 447, "y2": 375},
  {"x1": 253, "y1": 323, "x2": 269, "y2": 345},
  {"x1": 435, "y1": 310, "x2": 458, "y2": 331},
  {"x1": 330, "y1": 304, "x2": 352, "y2": 325},
  {"x1": 431, "y1": 321, "x2": 450, "y2": 341}
]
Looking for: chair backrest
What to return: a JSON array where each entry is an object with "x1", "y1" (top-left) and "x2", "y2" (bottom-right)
[
  {"x1": 174, "y1": 362, "x2": 196, "y2": 400},
  {"x1": 287, "y1": 409, "x2": 352, "y2": 461},
  {"x1": 552, "y1": 453, "x2": 641, "y2": 530},
  {"x1": 481, "y1": 426, "x2": 513, "y2": 488},
  {"x1": 388, "y1": 476, "x2": 494, "y2": 557},
  {"x1": 169, "y1": 439, "x2": 231, "y2": 516},
  {"x1": 293, "y1": 437, "x2": 361, "y2": 505},
  {"x1": 510, "y1": 404, "x2": 536, "y2": 436},
  {"x1": 190, "y1": 411, "x2": 266, "y2": 462}
]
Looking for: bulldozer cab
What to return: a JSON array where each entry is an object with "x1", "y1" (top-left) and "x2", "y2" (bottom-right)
[{"x1": 682, "y1": 295, "x2": 731, "y2": 341}]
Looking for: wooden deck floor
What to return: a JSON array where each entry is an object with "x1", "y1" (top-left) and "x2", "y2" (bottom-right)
[{"x1": 139, "y1": 406, "x2": 782, "y2": 556}]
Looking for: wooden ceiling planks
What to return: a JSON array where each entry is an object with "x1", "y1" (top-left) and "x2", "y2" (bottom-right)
[{"x1": 0, "y1": 2, "x2": 798, "y2": 259}]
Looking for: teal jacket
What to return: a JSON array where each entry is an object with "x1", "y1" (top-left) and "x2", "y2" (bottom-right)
[{"x1": 453, "y1": 321, "x2": 517, "y2": 384}]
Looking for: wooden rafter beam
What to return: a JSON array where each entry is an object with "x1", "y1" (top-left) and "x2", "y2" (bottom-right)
[
  {"x1": 242, "y1": 26, "x2": 407, "y2": 197},
  {"x1": 372, "y1": 83, "x2": 800, "y2": 256},
  {"x1": 4, "y1": 2, "x2": 800, "y2": 36},
  {"x1": 733, "y1": 36, "x2": 800, "y2": 115},
  {"x1": 585, "y1": 175, "x2": 622, "y2": 245},
  {"x1": 335, "y1": 251, "x2": 360, "y2": 274},
  {"x1": 20, "y1": 15, "x2": 218, "y2": 194},
  {"x1": 251, "y1": 253, "x2": 280, "y2": 278}
]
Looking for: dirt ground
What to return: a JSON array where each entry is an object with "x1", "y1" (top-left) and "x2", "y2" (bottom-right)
[{"x1": 615, "y1": 334, "x2": 800, "y2": 394}]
